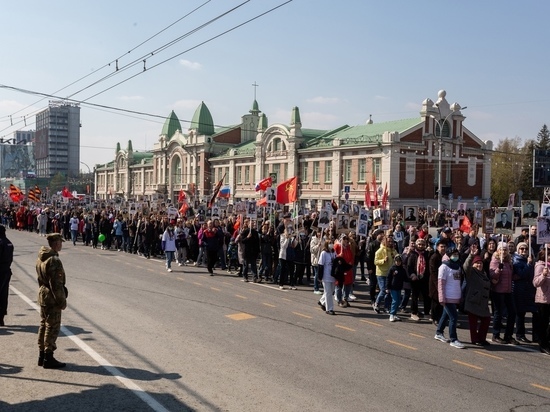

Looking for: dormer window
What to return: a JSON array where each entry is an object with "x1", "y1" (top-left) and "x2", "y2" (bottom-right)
[{"x1": 436, "y1": 120, "x2": 451, "y2": 138}]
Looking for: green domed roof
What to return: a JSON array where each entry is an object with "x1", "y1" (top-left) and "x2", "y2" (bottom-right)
[
  {"x1": 161, "y1": 110, "x2": 182, "y2": 140},
  {"x1": 250, "y1": 99, "x2": 259, "y2": 114},
  {"x1": 190, "y1": 102, "x2": 214, "y2": 136},
  {"x1": 259, "y1": 113, "x2": 268, "y2": 130}
]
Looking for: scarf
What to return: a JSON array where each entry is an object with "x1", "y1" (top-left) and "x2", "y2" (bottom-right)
[{"x1": 417, "y1": 252, "x2": 426, "y2": 278}]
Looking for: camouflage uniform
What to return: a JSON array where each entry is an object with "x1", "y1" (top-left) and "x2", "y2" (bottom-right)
[
  {"x1": 0, "y1": 227, "x2": 14, "y2": 326},
  {"x1": 36, "y1": 238, "x2": 66, "y2": 353}
]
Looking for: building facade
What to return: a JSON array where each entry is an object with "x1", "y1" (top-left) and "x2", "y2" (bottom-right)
[
  {"x1": 35, "y1": 101, "x2": 80, "y2": 178},
  {"x1": 94, "y1": 90, "x2": 493, "y2": 210}
]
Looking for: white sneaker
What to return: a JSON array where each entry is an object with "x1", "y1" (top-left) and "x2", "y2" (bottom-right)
[
  {"x1": 411, "y1": 314, "x2": 420, "y2": 322},
  {"x1": 434, "y1": 333, "x2": 450, "y2": 343},
  {"x1": 313, "y1": 290, "x2": 322, "y2": 295},
  {"x1": 178, "y1": 263, "x2": 183, "y2": 267},
  {"x1": 348, "y1": 293, "x2": 357, "y2": 301},
  {"x1": 393, "y1": 315, "x2": 401, "y2": 321},
  {"x1": 450, "y1": 340, "x2": 465, "y2": 349},
  {"x1": 389, "y1": 315, "x2": 396, "y2": 322},
  {"x1": 167, "y1": 268, "x2": 172, "y2": 272}
]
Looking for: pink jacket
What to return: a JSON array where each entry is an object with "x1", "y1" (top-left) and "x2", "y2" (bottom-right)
[
  {"x1": 489, "y1": 257, "x2": 513, "y2": 294},
  {"x1": 534, "y1": 261, "x2": 550, "y2": 304}
]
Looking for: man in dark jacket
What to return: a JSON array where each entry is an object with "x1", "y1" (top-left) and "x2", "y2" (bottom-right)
[
  {"x1": 407, "y1": 238, "x2": 432, "y2": 322},
  {"x1": 241, "y1": 220, "x2": 261, "y2": 282}
]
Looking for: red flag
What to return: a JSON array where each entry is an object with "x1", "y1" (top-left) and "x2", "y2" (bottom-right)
[
  {"x1": 179, "y1": 201, "x2": 189, "y2": 216},
  {"x1": 460, "y1": 215, "x2": 472, "y2": 233},
  {"x1": 331, "y1": 199, "x2": 338, "y2": 213},
  {"x1": 10, "y1": 193, "x2": 23, "y2": 203},
  {"x1": 276, "y1": 176, "x2": 298, "y2": 204},
  {"x1": 62, "y1": 187, "x2": 74, "y2": 198},
  {"x1": 208, "y1": 173, "x2": 226, "y2": 208},
  {"x1": 381, "y1": 183, "x2": 388, "y2": 209},
  {"x1": 9, "y1": 184, "x2": 22, "y2": 198},
  {"x1": 364, "y1": 183, "x2": 371, "y2": 208},
  {"x1": 178, "y1": 189, "x2": 185, "y2": 203},
  {"x1": 233, "y1": 214, "x2": 242, "y2": 232},
  {"x1": 372, "y1": 176, "x2": 378, "y2": 207},
  {"x1": 255, "y1": 176, "x2": 273, "y2": 191},
  {"x1": 257, "y1": 196, "x2": 267, "y2": 206}
]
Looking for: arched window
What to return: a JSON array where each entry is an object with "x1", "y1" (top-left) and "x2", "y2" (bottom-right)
[
  {"x1": 435, "y1": 120, "x2": 451, "y2": 138},
  {"x1": 172, "y1": 156, "x2": 182, "y2": 184}
]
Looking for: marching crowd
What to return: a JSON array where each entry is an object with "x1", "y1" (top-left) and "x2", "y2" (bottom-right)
[{"x1": 1, "y1": 202, "x2": 549, "y2": 355}]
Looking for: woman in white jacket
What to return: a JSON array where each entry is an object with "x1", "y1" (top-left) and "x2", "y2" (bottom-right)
[
  {"x1": 434, "y1": 248, "x2": 465, "y2": 348},
  {"x1": 310, "y1": 228, "x2": 323, "y2": 295},
  {"x1": 317, "y1": 240, "x2": 336, "y2": 315}
]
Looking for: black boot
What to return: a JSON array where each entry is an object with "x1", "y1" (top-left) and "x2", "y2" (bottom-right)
[
  {"x1": 43, "y1": 351, "x2": 66, "y2": 369},
  {"x1": 38, "y1": 351, "x2": 45, "y2": 366},
  {"x1": 0, "y1": 315, "x2": 4, "y2": 326}
]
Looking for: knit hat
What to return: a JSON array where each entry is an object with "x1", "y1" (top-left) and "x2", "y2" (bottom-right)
[
  {"x1": 472, "y1": 255, "x2": 483, "y2": 265},
  {"x1": 517, "y1": 242, "x2": 528, "y2": 250}
]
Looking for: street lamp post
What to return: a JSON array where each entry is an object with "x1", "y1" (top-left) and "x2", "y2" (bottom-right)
[
  {"x1": 432, "y1": 105, "x2": 466, "y2": 213},
  {"x1": 80, "y1": 161, "x2": 94, "y2": 199}
]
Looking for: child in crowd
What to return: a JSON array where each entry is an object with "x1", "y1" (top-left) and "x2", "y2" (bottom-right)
[{"x1": 386, "y1": 255, "x2": 408, "y2": 322}]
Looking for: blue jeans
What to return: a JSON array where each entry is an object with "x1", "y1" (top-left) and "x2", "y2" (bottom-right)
[
  {"x1": 437, "y1": 303, "x2": 458, "y2": 341},
  {"x1": 390, "y1": 290, "x2": 402, "y2": 315},
  {"x1": 491, "y1": 291, "x2": 517, "y2": 338},
  {"x1": 336, "y1": 283, "x2": 352, "y2": 302},
  {"x1": 71, "y1": 229, "x2": 78, "y2": 245},
  {"x1": 375, "y1": 276, "x2": 391, "y2": 309},
  {"x1": 312, "y1": 266, "x2": 321, "y2": 291},
  {"x1": 259, "y1": 252, "x2": 272, "y2": 277},
  {"x1": 243, "y1": 258, "x2": 258, "y2": 280},
  {"x1": 217, "y1": 246, "x2": 227, "y2": 270},
  {"x1": 165, "y1": 251, "x2": 174, "y2": 269}
]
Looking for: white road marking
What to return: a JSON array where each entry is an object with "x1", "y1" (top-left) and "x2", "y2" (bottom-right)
[{"x1": 10, "y1": 286, "x2": 169, "y2": 412}]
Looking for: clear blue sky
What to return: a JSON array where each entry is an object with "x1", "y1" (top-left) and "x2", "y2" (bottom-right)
[{"x1": 1, "y1": 0, "x2": 549, "y2": 171}]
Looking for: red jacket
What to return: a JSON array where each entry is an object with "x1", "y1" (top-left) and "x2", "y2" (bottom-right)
[{"x1": 334, "y1": 241, "x2": 354, "y2": 285}]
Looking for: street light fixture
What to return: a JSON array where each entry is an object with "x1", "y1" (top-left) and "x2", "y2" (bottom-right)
[{"x1": 432, "y1": 104, "x2": 467, "y2": 213}]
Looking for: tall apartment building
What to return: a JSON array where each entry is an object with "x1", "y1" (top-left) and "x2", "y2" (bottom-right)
[{"x1": 34, "y1": 101, "x2": 80, "y2": 177}]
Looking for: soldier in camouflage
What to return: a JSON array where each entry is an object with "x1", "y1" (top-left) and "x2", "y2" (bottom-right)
[
  {"x1": 0, "y1": 225, "x2": 14, "y2": 327},
  {"x1": 36, "y1": 233, "x2": 67, "y2": 369}
]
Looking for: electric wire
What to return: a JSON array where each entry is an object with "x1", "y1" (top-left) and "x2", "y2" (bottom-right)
[{"x1": 0, "y1": 0, "x2": 213, "y2": 123}]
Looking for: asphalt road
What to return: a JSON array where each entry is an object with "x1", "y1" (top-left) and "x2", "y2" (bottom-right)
[{"x1": 1, "y1": 229, "x2": 549, "y2": 412}]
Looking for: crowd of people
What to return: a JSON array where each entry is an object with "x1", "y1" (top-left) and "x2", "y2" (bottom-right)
[{"x1": 1, "y1": 202, "x2": 549, "y2": 356}]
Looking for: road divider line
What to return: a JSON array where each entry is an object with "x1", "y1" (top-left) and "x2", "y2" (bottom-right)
[
  {"x1": 177, "y1": 277, "x2": 184, "y2": 282},
  {"x1": 10, "y1": 286, "x2": 170, "y2": 412},
  {"x1": 409, "y1": 333, "x2": 425, "y2": 339},
  {"x1": 210, "y1": 287, "x2": 221, "y2": 292},
  {"x1": 262, "y1": 303, "x2": 276, "y2": 308},
  {"x1": 235, "y1": 295, "x2": 247, "y2": 299},
  {"x1": 473, "y1": 350, "x2": 503, "y2": 360},
  {"x1": 531, "y1": 383, "x2": 550, "y2": 392},
  {"x1": 292, "y1": 312, "x2": 312, "y2": 319},
  {"x1": 360, "y1": 319, "x2": 383, "y2": 327},
  {"x1": 281, "y1": 298, "x2": 292, "y2": 302},
  {"x1": 386, "y1": 340, "x2": 417, "y2": 350},
  {"x1": 193, "y1": 282, "x2": 202, "y2": 286},
  {"x1": 453, "y1": 360, "x2": 483, "y2": 370},
  {"x1": 335, "y1": 324, "x2": 356, "y2": 332}
]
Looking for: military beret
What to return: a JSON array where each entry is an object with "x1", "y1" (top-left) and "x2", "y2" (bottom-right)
[{"x1": 46, "y1": 233, "x2": 65, "y2": 243}]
